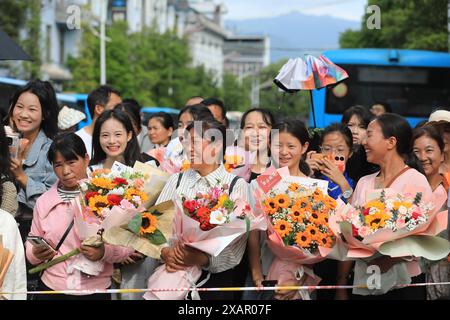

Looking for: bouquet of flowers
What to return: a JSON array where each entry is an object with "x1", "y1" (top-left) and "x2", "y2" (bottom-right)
[
  {"x1": 329, "y1": 186, "x2": 450, "y2": 295},
  {"x1": 29, "y1": 163, "x2": 149, "y2": 276},
  {"x1": 145, "y1": 183, "x2": 267, "y2": 300},
  {"x1": 102, "y1": 201, "x2": 175, "y2": 259},
  {"x1": 254, "y1": 167, "x2": 346, "y2": 300}
]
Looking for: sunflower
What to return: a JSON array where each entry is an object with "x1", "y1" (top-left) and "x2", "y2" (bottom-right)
[
  {"x1": 91, "y1": 177, "x2": 116, "y2": 190},
  {"x1": 264, "y1": 198, "x2": 279, "y2": 215},
  {"x1": 318, "y1": 233, "x2": 333, "y2": 248},
  {"x1": 88, "y1": 195, "x2": 110, "y2": 215},
  {"x1": 125, "y1": 188, "x2": 149, "y2": 203},
  {"x1": 313, "y1": 212, "x2": 329, "y2": 226},
  {"x1": 275, "y1": 194, "x2": 291, "y2": 208},
  {"x1": 295, "y1": 232, "x2": 312, "y2": 248},
  {"x1": 304, "y1": 224, "x2": 320, "y2": 240},
  {"x1": 294, "y1": 197, "x2": 310, "y2": 209},
  {"x1": 365, "y1": 211, "x2": 390, "y2": 231},
  {"x1": 273, "y1": 220, "x2": 293, "y2": 238},
  {"x1": 140, "y1": 212, "x2": 158, "y2": 235},
  {"x1": 393, "y1": 201, "x2": 413, "y2": 210},
  {"x1": 289, "y1": 206, "x2": 305, "y2": 223},
  {"x1": 364, "y1": 200, "x2": 385, "y2": 212},
  {"x1": 288, "y1": 183, "x2": 300, "y2": 192}
]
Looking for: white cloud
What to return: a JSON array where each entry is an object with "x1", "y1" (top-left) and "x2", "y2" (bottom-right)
[{"x1": 223, "y1": 0, "x2": 367, "y2": 21}]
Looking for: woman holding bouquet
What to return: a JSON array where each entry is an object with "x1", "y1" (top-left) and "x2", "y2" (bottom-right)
[
  {"x1": 412, "y1": 125, "x2": 449, "y2": 299},
  {"x1": 336, "y1": 113, "x2": 432, "y2": 300},
  {"x1": 248, "y1": 119, "x2": 314, "y2": 300},
  {"x1": 306, "y1": 123, "x2": 355, "y2": 300},
  {"x1": 90, "y1": 108, "x2": 159, "y2": 171},
  {"x1": 151, "y1": 118, "x2": 249, "y2": 300},
  {"x1": 25, "y1": 133, "x2": 133, "y2": 300}
]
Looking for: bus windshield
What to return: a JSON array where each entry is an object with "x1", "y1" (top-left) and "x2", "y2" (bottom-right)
[{"x1": 326, "y1": 64, "x2": 450, "y2": 117}]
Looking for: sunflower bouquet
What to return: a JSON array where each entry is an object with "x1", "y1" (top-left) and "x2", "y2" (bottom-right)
[
  {"x1": 329, "y1": 187, "x2": 450, "y2": 261},
  {"x1": 253, "y1": 169, "x2": 344, "y2": 299},
  {"x1": 145, "y1": 183, "x2": 267, "y2": 300}
]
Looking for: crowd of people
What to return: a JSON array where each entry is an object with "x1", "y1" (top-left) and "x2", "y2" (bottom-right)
[{"x1": 0, "y1": 79, "x2": 449, "y2": 300}]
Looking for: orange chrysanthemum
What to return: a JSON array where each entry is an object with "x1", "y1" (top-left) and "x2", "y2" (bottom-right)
[
  {"x1": 140, "y1": 212, "x2": 158, "y2": 235},
  {"x1": 273, "y1": 220, "x2": 293, "y2": 238},
  {"x1": 275, "y1": 194, "x2": 291, "y2": 208},
  {"x1": 264, "y1": 198, "x2": 279, "y2": 215},
  {"x1": 295, "y1": 232, "x2": 312, "y2": 248}
]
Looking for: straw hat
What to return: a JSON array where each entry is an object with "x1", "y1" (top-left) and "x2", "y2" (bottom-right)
[{"x1": 58, "y1": 106, "x2": 86, "y2": 130}]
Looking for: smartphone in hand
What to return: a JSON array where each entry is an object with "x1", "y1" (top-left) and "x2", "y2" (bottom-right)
[{"x1": 27, "y1": 236, "x2": 56, "y2": 253}]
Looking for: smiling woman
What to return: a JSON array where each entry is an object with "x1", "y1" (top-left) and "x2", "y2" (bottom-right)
[{"x1": 6, "y1": 80, "x2": 59, "y2": 239}]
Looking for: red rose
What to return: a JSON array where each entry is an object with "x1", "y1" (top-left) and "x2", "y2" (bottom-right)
[
  {"x1": 352, "y1": 224, "x2": 359, "y2": 237},
  {"x1": 107, "y1": 194, "x2": 123, "y2": 206},
  {"x1": 113, "y1": 177, "x2": 128, "y2": 186},
  {"x1": 363, "y1": 208, "x2": 370, "y2": 216},
  {"x1": 85, "y1": 191, "x2": 99, "y2": 202},
  {"x1": 183, "y1": 200, "x2": 198, "y2": 214}
]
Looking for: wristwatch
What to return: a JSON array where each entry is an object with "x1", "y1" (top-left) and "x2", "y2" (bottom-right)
[{"x1": 341, "y1": 188, "x2": 353, "y2": 200}]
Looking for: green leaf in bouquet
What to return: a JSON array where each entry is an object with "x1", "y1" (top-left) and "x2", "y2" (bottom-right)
[
  {"x1": 223, "y1": 199, "x2": 235, "y2": 211},
  {"x1": 128, "y1": 213, "x2": 143, "y2": 234},
  {"x1": 145, "y1": 229, "x2": 167, "y2": 245}
]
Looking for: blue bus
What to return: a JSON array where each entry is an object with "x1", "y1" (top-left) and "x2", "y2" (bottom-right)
[{"x1": 310, "y1": 49, "x2": 450, "y2": 128}]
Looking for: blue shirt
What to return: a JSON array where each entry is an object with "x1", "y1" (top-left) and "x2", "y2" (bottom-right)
[{"x1": 319, "y1": 171, "x2": 354, "y2": 200}]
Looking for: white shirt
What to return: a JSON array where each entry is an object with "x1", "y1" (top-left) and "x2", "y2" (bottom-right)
[
  {"x1": 0, "y1": 209, "x2": 26, "y2": 300},
  {"x1": 156, "y1": 165, "x2": 249, "y2": 273},
  {"x1": 75, "y1": 127, "x2": 93, "y2": 159}
]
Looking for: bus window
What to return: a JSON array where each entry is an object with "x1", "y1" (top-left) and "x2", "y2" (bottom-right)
[{"x1": 326, "y1": 65, "x2": 450, "y2": 118}]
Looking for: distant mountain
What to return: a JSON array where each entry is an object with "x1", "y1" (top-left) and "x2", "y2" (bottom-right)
[{"x1": 225, "y1": 11, "x2": 360, "y2": 63}]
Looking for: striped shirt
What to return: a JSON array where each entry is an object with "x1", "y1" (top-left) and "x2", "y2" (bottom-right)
[
  {"x1": 57, "y1": 187, "x2": 81, "y2": 202},
  {"x1": 156, "y1": 165, "x2": 249, "y2": 274}
]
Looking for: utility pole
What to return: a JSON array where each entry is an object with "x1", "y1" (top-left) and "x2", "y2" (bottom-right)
[{"x1": 100, "y1": 0, "x2": 107, "y2": 85}]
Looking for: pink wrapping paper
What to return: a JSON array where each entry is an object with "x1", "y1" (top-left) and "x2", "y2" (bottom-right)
[
  {"x1": 145, "y1": 196, "x2": 267, "y2": 300},
  {"x1": 331, "y1": 187, "x2": 448, "y2": 261}
]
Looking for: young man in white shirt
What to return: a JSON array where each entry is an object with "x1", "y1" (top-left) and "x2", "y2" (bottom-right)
[{"x1": 75, "y1": 85, "x2": 122, "y2": 158}]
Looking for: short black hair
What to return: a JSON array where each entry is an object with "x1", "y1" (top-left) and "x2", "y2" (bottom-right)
[
  {"x1": 178, "y1": 104, "x2": 215, "y2": 122},
  {"x1": 48, "y1": 132, "x2": 87, "y2": 164},
  {"x1": 201, "y1": 98, "x2": 226, "y2": 120},
  {"x1": 87, "y1": 85, "x2": 121, "y2": 118},
  {"x1": 240, "y1": 108, "x2": 275, "y2": 129},
  {"x1": 115, "y1": 99, "x2": 141, "y2": 130},
  {"x1": 8, "y1": 79, "x2": 60, "y2": 138},
  {"x1": 341, "y1": 105, "x2": 374, "y2": 129},
  {"x1": 149, "y1": 112, "x2": 174, "y2": 130}
]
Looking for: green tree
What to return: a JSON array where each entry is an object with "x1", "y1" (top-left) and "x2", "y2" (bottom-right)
[
  {"x1": 66, "y1": 21, "x2": 221, "y2": 108},
  {"x1": 339, "y1": 0, "x2": 448, "y2": 51},
  {"x1": 220, "y1": 73, "x2": 251, "y2": 111},
  {"x1": 22, "y1": 0, "x2": 42, "y2": 78},
  {"x1": 0, "y1": 0, "x2": 27, "y2": 41}
]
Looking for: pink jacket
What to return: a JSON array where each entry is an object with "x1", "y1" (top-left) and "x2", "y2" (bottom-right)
[{"x1": 26, "y1": 183, "x2": 133, "y2": 293}]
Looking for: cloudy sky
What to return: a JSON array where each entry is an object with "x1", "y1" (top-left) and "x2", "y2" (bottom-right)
[{"x1": 223, "y1": 0, "x2": 367, "y2": 21}]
